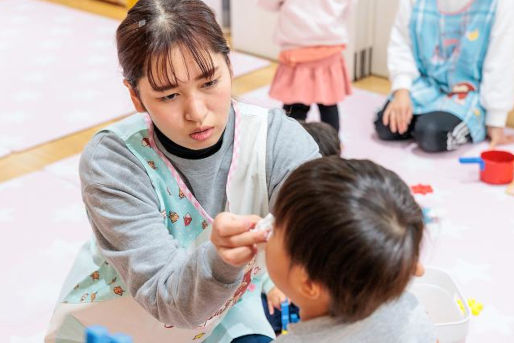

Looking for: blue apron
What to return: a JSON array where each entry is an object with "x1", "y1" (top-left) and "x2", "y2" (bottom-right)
[
  {"x1": 408, "y1": 0, "x2": 497, "y2": 142},
  {"x1": 51, "y1": 104, "x2": 275, "y2": 342}
]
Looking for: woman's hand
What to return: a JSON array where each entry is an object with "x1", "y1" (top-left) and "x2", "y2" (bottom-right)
[
  {"x1": 383, "y1": 89, "x2": 413, "y2": 134},
  {"x1": 488, "y1": 126, "x2": 514, "y2": 149},
  {"x1": 211, "y1": 212, "x2": 268, "y2": 267},
  {"x1": 266, "y1": 287, "x2": 288, "y2": 315}
]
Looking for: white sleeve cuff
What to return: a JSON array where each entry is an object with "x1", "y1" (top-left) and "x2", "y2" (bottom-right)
[
  {"x1": 485, "y1": 110, "x2": 509, "y2": 128},
  {"x1": 391, "y1": 74, "x2": 413, "y2": 92}
]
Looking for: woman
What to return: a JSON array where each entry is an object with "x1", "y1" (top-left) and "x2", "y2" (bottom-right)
[{"x1": 45, "y1": 1, "x2": 319, "y2": 342}]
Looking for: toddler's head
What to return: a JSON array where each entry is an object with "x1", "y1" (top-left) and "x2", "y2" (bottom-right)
[
  {"x1": 266, "y1": 157, "x2": 424, "y2": 322},
  {"x1": 300, "y1": 121, "x2": 341, "y2": 157}
]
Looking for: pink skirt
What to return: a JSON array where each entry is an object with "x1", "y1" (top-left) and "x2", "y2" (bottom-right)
[{"x1": 269, "y1": 52, "x2": 352, "y2": 106}]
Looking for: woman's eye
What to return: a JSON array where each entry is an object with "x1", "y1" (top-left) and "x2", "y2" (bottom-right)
[
  {"x1": 203, "y1": 79, "x2": 218, "y2": 88},
  {"x1": 162, "y1": 93, "x2": 178, "y2": 101}
]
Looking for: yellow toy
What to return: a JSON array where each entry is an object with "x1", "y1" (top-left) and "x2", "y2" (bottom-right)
[
  {"x1": 507, "y1": 181, "x2": 514, "y2": 196},
  {"x1": 467, "y1": 298, "x2": 484, "y2": 316},
  {"x1": 193, "y1": 332, "x2": 206, "y2": 340},
  {"x1": 457, "y1": 298, "x2": 484, "y2": 316}
]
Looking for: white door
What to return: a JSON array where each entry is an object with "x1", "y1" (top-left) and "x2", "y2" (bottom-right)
[
  {"x1": 230, "y1": 0, "x2": 280, "y2": 60},
  {"x1": 371, "y1": 0, "x2": 400, "y2": 77}
]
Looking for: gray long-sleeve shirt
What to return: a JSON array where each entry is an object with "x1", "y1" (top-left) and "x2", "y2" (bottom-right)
[
  {"x1": 79, "y1": 106, "x2": 320, "y2": 327},
  {"x1": 276, "y1": 292, "x2": 436, "y2": 343}
]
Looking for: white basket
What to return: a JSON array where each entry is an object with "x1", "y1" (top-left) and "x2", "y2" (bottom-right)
[{"x1": 408, "y1": 267, "x2": 470, "y2": 343}]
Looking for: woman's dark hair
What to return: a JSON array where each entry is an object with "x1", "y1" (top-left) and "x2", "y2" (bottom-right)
[
  {"x1": 116, "y1": 0, "x2": 230, "y2": 91},
  {"x1": 274, "y1": 157, "x2": 424, "y2": 322},
  {"x1": 300, "y1": 121, "x2": 341, "y2": 156}
]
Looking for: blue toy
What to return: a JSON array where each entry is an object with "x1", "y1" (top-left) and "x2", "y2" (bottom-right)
[
  {"x1": 280, "y1": 300, "x2": 301, "y2": 334},
  {"x1": 110, "y1": 333, "x2": 133, "y2": 343},
  {"x1": 290, "y1": 313, "x2": 299, "y2": 324},
  {"x1": 281, "y1": 301, "x2": 290, "y2": 334},
  {"x1": 422, "y1": 208, "x2": 434, "y2": 224},
  {"x1": 422, "y1": 207, "x2": 442, "y2": 224},
  {"x1": 86, "y1": 326, "x2": 109, "y2": 343},
  {"x1": 85, "y1": 326, "x2": 133, "y2": 343}
]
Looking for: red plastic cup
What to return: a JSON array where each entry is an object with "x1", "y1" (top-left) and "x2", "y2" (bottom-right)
[
  {"x1": 481, "y1": 151, "x2": 514, "y2": 184},
  {"x1": 459, "y1": 150, "x2": 514, "y2": 185}
]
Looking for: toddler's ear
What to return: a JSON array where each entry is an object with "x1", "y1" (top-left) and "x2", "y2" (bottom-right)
[
  {"x1": 414, "y1": 263, "x2": 425, "y2": 277},
  {"x1": 294, "y1": 266, "x2": 322, "y2": 300}
]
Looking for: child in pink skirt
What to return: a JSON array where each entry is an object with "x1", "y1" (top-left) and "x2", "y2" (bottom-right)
[{"x1": 258, "y1": 0, "x2": 353, "y2": 132}]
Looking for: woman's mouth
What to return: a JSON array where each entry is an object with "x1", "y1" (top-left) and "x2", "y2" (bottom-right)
[{"x1": 190, "y1": 127, "x2": 214, "y2": 141}]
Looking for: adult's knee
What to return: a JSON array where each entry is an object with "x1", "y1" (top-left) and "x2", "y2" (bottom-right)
[
  {"x1": 374, "y1": 117, "x2": 397, "y2": 141},
  {"x1": 413, "y1": 118, "x2": 447, "y2": 152}
]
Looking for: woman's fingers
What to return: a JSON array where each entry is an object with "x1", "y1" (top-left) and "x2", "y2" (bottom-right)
[
  {"x1": 393, "y1": 103, "x2": 414, "y2": 134},
  {"x1": 219, "y1": 230, "x2": 268, "y2": 248},
  {"x1": 214, "y1": 213, "x2": 260, "y2": 237},
  {"x1": 383, "y1": 105, "x2": 391, "y2": 126},
  {"x1": 211, "y1": 212, "x2": 265, "y2": 267},
  {"x1": 398, "y1": 110, "x2": 407, "y2": 134},
  {"x1": 405, "y1": 106, "x2": 413, "y2": 126},
  {"x1": 211, "y1": 213, "x2": 267, "y2": 248},
  {"x1": 399, "y1": 106, "x2": 412, "y2": 134},
  {"x1": 217, "y1": 246, "x2": 257, "y2": 267},
  {"x1": 390, "y1": 110, "x2": 398, "y2": 133}
]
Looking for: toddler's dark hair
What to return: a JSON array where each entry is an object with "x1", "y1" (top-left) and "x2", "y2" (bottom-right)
[
  {"x1": 300, "y1": 121, "x2": 341, "y2": 157},
  {"x1": 274, "y1": 156, "x2": 424, "y2": 322}
]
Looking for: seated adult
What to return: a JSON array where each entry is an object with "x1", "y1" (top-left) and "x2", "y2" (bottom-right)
[{"x1": 375, "y1": 0, "x2": 514, "y2": 152}]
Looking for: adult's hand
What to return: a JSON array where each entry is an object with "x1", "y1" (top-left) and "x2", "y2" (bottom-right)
[
  {"x1": 383, "y1": 89, "x2": 413, "y2": 134},
  {"x1": 488, "y1": 126, "x2": 514, "y2": 149},
  {"x1": 211, "y1": 212, "x2": 268, "y2": 267}
]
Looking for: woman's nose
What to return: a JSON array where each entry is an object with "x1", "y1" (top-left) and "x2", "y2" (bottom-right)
[{"x1": 184, "y1": 96, "x2": 208, "y2": 123}]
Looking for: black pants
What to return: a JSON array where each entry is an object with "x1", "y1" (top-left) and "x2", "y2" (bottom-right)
[
  {"x1": 283, "y1": 103, "x2": 340, "y2": 132},
  {"x1": 374, "y1": 101, "x2": 471, "y2": 152}
]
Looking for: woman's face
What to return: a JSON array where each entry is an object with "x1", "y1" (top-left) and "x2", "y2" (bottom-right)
[{"x1": 130, "y1": 49, "x2": 232, "y2": 150}]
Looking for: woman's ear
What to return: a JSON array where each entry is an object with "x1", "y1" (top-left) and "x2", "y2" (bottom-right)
[{"x1": 123, "y1": 79, "x2": 146, "y2": 113}]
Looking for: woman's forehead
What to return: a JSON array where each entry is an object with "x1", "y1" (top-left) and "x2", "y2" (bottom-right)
[{"x1": 145, "y1": 46, "x2": 223, "y2": 91}]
